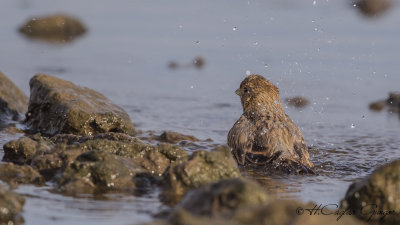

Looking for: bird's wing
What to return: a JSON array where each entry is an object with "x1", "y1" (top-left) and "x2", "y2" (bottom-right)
[
  {"x1": 251, "y1": 115, "x2": 313, "y2": 168},
  {"x1": 227, "y1": 115, "x2": 254, "y2": 165}
]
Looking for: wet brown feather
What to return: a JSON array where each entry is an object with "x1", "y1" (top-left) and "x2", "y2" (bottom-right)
[{"x1": 227, "y1": 75, "x2": 314, "y2": 170}]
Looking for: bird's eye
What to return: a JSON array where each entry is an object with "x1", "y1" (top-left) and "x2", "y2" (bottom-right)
[{"x1": 243, "y1": 88, "x2": 249, "y2": 94}]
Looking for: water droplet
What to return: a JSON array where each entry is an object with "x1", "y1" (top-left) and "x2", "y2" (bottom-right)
[
  {"x1": 313, "y1": 0, "x2": 317, "y2": 5},
  {"x1": 353, "y1": 4, "x2": 357, "y2": 7},
  {"x1": 178, "y1": 25, "x2": 183, "y2": 29},
  {"x1": 350, "y1": 124, "x2": 356, "y2": 129},
  {"x1": 362, "y1": 115, "x2": 365, "y2": 119},
  {"x1": 257, "y1": 103, "x2": 261, "y2": 106},
  {"x1": 252, "y1": 41, "x2": 258, "y2": 46},
  {"x1": 190, "y1": 85, "x2": 194, "y2": 89},
  {"x1": 264, "y1": 64, "x2": 269, "y2": 68},
  {"x1": 232, "y1": 26, "x2": 238, "y2": 31},
  {"x1": 246, "y1": 70, "x2": 251, "y2": 75},
  {"x1": 194, "y1": 40, "x2": 200, "y2": 45}
]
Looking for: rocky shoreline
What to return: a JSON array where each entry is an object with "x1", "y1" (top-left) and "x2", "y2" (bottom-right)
[{"x1": 0, "y1": 72, "x2": 399, "y2": 225}]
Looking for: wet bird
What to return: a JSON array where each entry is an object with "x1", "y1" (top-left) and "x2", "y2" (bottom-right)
[{"x1": 227, "y1": 75, "x2": 314, "y2": 174}]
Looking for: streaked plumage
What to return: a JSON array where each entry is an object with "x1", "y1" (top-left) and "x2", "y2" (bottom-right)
[{"x1": 227, "y1": 75, "x2": 314, "y2": 174}]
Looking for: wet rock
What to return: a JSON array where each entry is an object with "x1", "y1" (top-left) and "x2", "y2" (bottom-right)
[
  {"x1": 175, "y1": 178, "x2": 273, "y2": 217},
  {"x1": 3, "y1": 135, "x2": 53, "y2": 165},
  {"x1": 285, "y1": 96, "x2": 309, "y2": 108},
  {"x1": 1, "y1": 124, "x2": 25, "y2": 134},
  {"x1": 342, "y1": 159, "x2": 400, "y2": 224},
  {"x1": 369, "y1": 92, "x2": 400, "y2": 114},
  {"x1": 4, "y1": 132, "x2": 187, "y2": 181},
  {"x1": 54, "y1": 132, "x2": 189, "y2": 175},
  {"x1": 387, "y1": 92, "x2": 400, "y2": 107},
  {"x1": 165, "y1": 199, "x2": 367, "y2": 225},
  {"x1": 168, "y1": 61, "x2": 179, "y2": 70},
  {"x1": 0, "y1": 71, "x2": 28, "y2": 120},
  {"x1": 25, "y1": 74, "x2": 135, "y2": 136},
  {"x1": 369, "y1": 100, "x2": 386, "y2": 111},
  {"x1": 19, "y1": 14, "x2": 87, "y2": 43},
  {"x1": 57, "y1": 150, "x2": 147, "y2": 195},
  {"x1": 193, "y1": 57, "x2": 205, "y2": 70},
  {"x1": 0, "y1": 184, "x2": 25, "y2": 224},
  {"x1": 0, "y1": 163, "x2": 44, "y2": 187},
  {"x1": 355, "y1": 0, "x2": 391, "y2": 17},
  {"x1": 157, "y1": 131, "x2": 200, "y2": 144},
  {"x1": 161, "y1": 146, "x2": 240, "y2": 203}
]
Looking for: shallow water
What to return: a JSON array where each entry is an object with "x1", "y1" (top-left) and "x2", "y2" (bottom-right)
[{"x1": 1, "y1": 0, "x2": 400, "y2": 224}]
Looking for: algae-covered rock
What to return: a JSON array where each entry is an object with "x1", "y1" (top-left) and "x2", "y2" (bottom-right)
[
  {"x1": 342, "y1": 159, "x2": 400, "y2": 224},
  {"x1": 0, "y1": 184, "x2": 25, "y2": 224},
  {"x1": 167, "y1": 200, "x2": 367, "y2": 225},
  {"x1": 157, "y1": 131, "x2": 200, "y2": 144},
  {"x1": 0, "y1": 71, "x2": 28, "y2": 120},
  {"x1": 57, "y1": 150, "x2": 146, "y2": 195},
  {"x1": 25, "y1": 74, "x2": 135, "y2": 136},
  {"x1": 0, "y1": 163, "x2": 44, "y2": 187},
  {"x1": 162, "y1": 146, "x2": 240, "y2": 203},
  {"x1": 19, "y1": 14, "x2": 86, "y2": 43},
  {"x1": 175, "y1": 178, "x2": 272, "y2": 217},
  {"x1": 3, "y1": 132, "x2": 188, "y2": 182},
  {"x1": 3, "y1": 135, "x2": 53, "y2": 165}
]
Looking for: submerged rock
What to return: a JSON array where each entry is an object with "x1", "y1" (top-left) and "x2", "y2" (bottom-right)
[
  {"x1": 0, "y1": 184, "x2": 25, "y2": 224},
  {"x1": 3, "y1": 132, "x2": 188, "y2": 185},
  {"x1": 342, "y1": 159, "x2": 400, "y2": 224},
  {"x1": 161, "y1": 146, "x2": 240, "y2": 204},
  {"x1": 0, "y1": 163, "x2": 44, "y2": 187},
  {"x1": 19, "y1": 14, "x2": 87, "y2": 43},
  {"x1": 355, "y1": 0, "x2": 391, "y2": 17},
  {"x1": 369, "y1": 92, "x2": 400, "y2": 114},
  {"x1": 174, "y1": 178, "x2": 273, "y2": 217},
  {"x1": 25, "y1": 74, "x2": 135, "y2": 136},
  {"x1": 0, "y1": 71, "x2": 28, "y2": 120},
  {"x1": 157, "y1": 131, "x2": 200, "y2": 144},
  {"x1": 57, "y1": 150, "x2": 146, "y2": 195},
  {"x1": 285, "y1": 96, "x2": 309, "y2": 108}
]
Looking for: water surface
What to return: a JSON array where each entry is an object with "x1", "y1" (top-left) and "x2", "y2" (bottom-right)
[{"x1": 1, "y1": 0, "x2": 400, "y2": 224}]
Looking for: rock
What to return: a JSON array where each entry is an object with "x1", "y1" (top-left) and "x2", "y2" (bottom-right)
[
  {"x1": 369, "y1": 92, "x2": 400, "y2": 114},
  {"x1": 0, "y1": 71, "x2": 28, "y2": 120},
  {"x1": 3, "y1": 135, "x2": 53, "y2": 165},
  {"x1": 175, "y1": 178, "x2": 273, "y2": 217},
  {"x1": 342, "y1": 159, "x2": 400, "y2": 224},
  {"x1": 157, "y1": 131, "x2": 200, "y2": 144},
  {"x1": 193, "y1": 57, "x2": 205, "y2": 70},
  {"x1": 53, "y1": 132, "x2": 188, "y2": 175},
  {"x1": 285, "y1": 96, "x2": 309, "y2": 108},
  {"x1": 168, "y1": 200, "x2": 367, "y2": 225},
  {"x1": 25, "y1": 74, "x2": 135, "y2": 136},
  {"x1": 19, "y1": 14, "x2": 87, "y2": 43},
  {"x1": 369, "y1": 101, "x2": 386, "y2": 111},
  {"x1": 0, "y1": 163, "x2": 44, "y2": 187},
  {"x1": 168, "y1": 61, "x2": 179, "y2": 70},
  {"x1": 0, "y1": 184, "x2": 25, "y2": 224},
  {"x1": 355, "y1": 0, "x2": 391, "y2": 17},
  {"x1": 3, "y1": 132, "x2": 188, "y2": 182},
  {"x1": 161, "y1": 146, "x2": 240, "y2": 204},
  {"x1": 387, "y1": 92, "x2": 400, "y2": 108},
  {"x1": 57, "y1": 150, "x2": 147, "y2": 195}
]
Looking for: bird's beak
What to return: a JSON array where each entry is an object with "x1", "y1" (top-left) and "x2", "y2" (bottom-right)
[{"x1": 235, "y1": 88, "x2": 241, "y2": 96}]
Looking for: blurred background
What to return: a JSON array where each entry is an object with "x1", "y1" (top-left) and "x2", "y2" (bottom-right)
[{"x1": 1, "y1": 0, "x2": 400, "y2": 224}]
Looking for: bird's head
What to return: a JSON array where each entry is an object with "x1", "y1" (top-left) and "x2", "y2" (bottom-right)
[{"x1": 235, "y1": 74, "x2": 282, "y2": 115}]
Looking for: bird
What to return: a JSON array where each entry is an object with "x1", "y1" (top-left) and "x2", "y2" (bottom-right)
[{"x1": 227, "y1": 74, "x2": 314, "y2": 174}]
